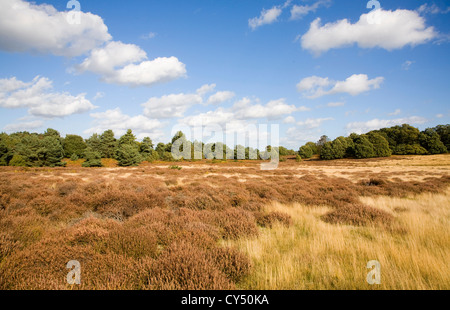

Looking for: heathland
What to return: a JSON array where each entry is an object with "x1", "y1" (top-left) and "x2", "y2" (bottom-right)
[{"x1": 0, "y1": 154, "x2": 449, "y2": 289}]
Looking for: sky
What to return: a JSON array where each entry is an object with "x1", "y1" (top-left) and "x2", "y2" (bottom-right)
[{"x1": 0, "y1": 0, "x2": 449, "y2": 149}]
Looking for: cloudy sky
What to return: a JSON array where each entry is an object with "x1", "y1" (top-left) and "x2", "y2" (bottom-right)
[{"x1": 0, "y1": 0, "x2": 449, "y2": 149}]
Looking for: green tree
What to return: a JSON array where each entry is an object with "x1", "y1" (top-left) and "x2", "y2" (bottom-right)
[
  {"x1": 299, "y1": 145, "x2": 313, "y2": 159},
  {"x1": 86, "y1": 133, "x2": 101, "y2": 151},
  {"x1": 320, "y1": 138, "x2": 346, "y2": 160},
  {"x1": 8, "y1": 154, "x2": 27, "y2": 167},
  {"x1": 0, "y1": 139, "x2": 12, "y2": 166},
  {"x1": 100, "y1": 130, "x2": 118, "y2": 158},
  {"x1": 82, "y1": 148, "x2": 103, "y2": 167},
  {"x1": 63, "y1": 134, "x2": 87, "y2": 158},
  {"x1": 116, "y1": 130, "x2": 142, "y2": 166},
  {"x1": 305, "y1": 142, "x2": 318, "y2": 155},
  {"x1": 433, "y1": 125, "x2": 450, "y2": 151},
  {"x1": 419, "y1": 128, "x2": 447, "y2": 154},
  {"x1": 393, "y1": 144, "x2": 428, "y2": 155},
  {"x1": 367, "y1": 132, "x2": 392, "y2": 157},
  {"x1": 37, "y1": 136, "x2": 66, "y2": 167},
  {"x1": 353, "y1": 135, "x2": 375, "y2": 159},
  {"x1": 140, "y1": 137, "x2": 154, "y2": 155}
]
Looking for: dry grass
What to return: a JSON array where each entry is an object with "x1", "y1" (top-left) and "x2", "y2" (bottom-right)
[
  {"x1": 0, "y1": 155, "x2": 449, "y2": 290},
  {"x1": 225, "y1": 189, "x2": 450, "y2": 290}
]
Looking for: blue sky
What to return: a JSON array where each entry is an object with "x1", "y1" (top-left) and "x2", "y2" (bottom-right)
[{"x1": 0, "y1": 0, "x2": 449, "y2": 149}]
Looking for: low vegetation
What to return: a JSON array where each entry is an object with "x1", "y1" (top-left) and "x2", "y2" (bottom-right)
[{"x1": 0, "y1": 155, "x2": 449, "y2": 289}]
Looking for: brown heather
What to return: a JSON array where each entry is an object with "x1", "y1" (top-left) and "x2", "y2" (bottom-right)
[{"x1": 0, "y1": 154, "x2": 449, "y2": 289}]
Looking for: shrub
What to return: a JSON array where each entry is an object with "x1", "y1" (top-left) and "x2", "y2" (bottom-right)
[
  {"x1": 82, "y1": 148, "x2": 103, "y2": 167},
  {"x1": 299, "y1": 145, "x2": 313, "y2": 159}
]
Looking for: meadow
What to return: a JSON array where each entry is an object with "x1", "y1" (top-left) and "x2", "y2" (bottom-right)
[{"x1": 0, "y1": 155, "x2": 449, "y2": 290}]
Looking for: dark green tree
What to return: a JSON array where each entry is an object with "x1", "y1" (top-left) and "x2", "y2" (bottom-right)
[
  {"x1": 82, "y1": 148, "x2": 103, "y2": 167},
  {"x1": 63, "y1": 134, "x2": 87, "y2": 158},
  {"x1": 100, "y1": 130, "x2": 118, "y2": 158},
  {"x1": 37, "y1": 136, "x2": 66, "y2": 167},
  {"x1": 367, "y1": 132, "x2": 392, "y2": 157},
  {"x1": 353, "y1": 135, "x2": 375, "y2": 159},
  {"x1": 86, "y1": 133, "x2": 102, "y2": 151},
  {"x1": 299, "y1": 145, "x2": 313, "y2": 159},
  {"x1": 116, "y1": 130, "x2": 142, "y2": 166},
  {"x1": 419, "y1": 128, "x2": 447, "y2": 154},
  {"x1": 433, "y1": 125, "x2": 450, "y2": 151}
]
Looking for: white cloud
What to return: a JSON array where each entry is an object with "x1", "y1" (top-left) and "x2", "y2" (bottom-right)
[
  {"x1": 0, "y1": 0, "x2": 111, "y2": 57},
  {"x1": 233, "y1": 98, "x2": 302, "y2": 120},
  {"x1": 297, "y1": 74, "x2": 384, "y2": 98},
  {"x1": 290, "y1": 0, "x2": 330, "y2": 20},
  {"x1": 3, "y1": 120, "x2": 44, "y2": 132},
  {"x1": 249, "y1": 6, "x2": 283, "y2": 30},
  {"x1": 85, "y1": 107, "x2": 163, "y2": 140},
  {"x1": 207, "y1": 91, "x2": 236, "y2": 105},
  {"x1": 417, "y1": 4, "x2": 450, "y2": 15},
  {"x1": 0, "y1": 76, "x2": 97, "y2": 118},
  {"x1": 297, "y1": 117, "x2": 333, "y2": 129},
  {"x1": 388, "y1": 109, "x2": 401, "y2": 116},
  {"x1": 327, "y1": 101, "x2": 345, "y2": 107},
  {"x1": 436, "y1": 114, "x2": 444, "y2": 119},
  {"x1": 93, "y1": 92, "x2": 105, "y2": 100},
  {"x1": 346, "y1": 116, "x2": 428, "y2": 134},
  {"x1": 301, "y1": 9, "x2": 437, "y2": 55},
  {"x1": 181, "y1": 108, "x2": 235, "y2": 128},
  {"x1": 142, "y1": 93, "x2": 202, "y2": 119},
  {"x1": 141, "y1": 32, "x2": 157, "y2": 40},
  {"x1": 78, "y1": 42, "x2": 187, "y2": 87},
  {"x1": 283, "y1": 116, "x2": 296, "y2": 124},
  {"x1": 196, "y1": 84, "x2": 216, "y2": 97},
  {"x1": 103, "y1": 57, "x2": 186, "y2": 87},
  {"x1": 402, "y1": 60, "x2": 415, "y2": 70},
  {"x1": 77, "y1": 41, "x2": 147, "y2": 75}
]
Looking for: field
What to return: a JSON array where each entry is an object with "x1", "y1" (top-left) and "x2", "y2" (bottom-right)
[{"x1": 0, "y1": 155, "x2": 449, "y2": 290}]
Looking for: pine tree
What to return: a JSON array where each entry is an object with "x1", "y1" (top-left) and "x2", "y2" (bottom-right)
[{"x1": 100, "y1": 130, "x2": 117, "y2": 158}]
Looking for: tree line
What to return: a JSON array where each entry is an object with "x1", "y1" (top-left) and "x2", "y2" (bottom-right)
[
  {"x1": 298, "y1": 124, "x2": 449, "y2": 160},
  {"x1": 0, "y1": 124, "x2": 448, "y2": 167}
]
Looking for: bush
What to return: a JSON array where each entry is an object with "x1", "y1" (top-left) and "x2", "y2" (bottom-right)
[
  {"x1": 8, "y1": 154, "x2": 27, "y2": 167},
  {"x1": 82, "y1": 148, "x2": 103, "y2": 167},
  {"x1": 70, "y1": 153, "x2": 79, "y2": 161},
  {"x1": 116, "y1": 144, "x2": 142, "y2": 167},
  {"x1": 299, "y1": 145, "x2": 313, "y2": 159},
  {"x1": 367, "y1": 132, "x2": 392, "y2": 157},
  {"x1": 353, "y1": 135, "x2": 375, "y2": 159},
  {"x1": 393, "y1": 144, "x2": 428, "y2": 155}
]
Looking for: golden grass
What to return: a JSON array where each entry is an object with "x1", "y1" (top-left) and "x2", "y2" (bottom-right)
[{"x1": 225, "y1": 188, "x2": 450, "y2": 290}]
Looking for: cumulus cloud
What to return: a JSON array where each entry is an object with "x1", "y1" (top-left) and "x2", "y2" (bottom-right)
[
  {"x1": 3, "y1": 120, "x2": 44, "y2": 132},
  {"x1": 181, "y1": 108, "x2": 235, "y2": 128},
  {"x1": 78, "y1": 42, "x2": 187, "y2": 87},
  {"x1": 77, "y1": 41, "x2": 147, "y2": 75},
  {"x1": 196, "y1": 84, "x2": 216, "y2": 97},
  {"x1": 297, "y1": 74, "x2": 384, "y2": 98},
  {"x1": 102, "y1": 56, "x2": 186, "y2": 87},
  {"x1": 142, "y1": 93, "x2": 203, "y2": 119},
  {"x1": 249, "y1": 6, "x2": 283, "y2": 30},
  {"x1": 301, "y1": 9, "x2": 437, "y2": 55},
  {"x1": 84, "y1": 107, "x2": 163, "y2": 140},
  {"x1": 0, "y1": 76, "x2": 97, "y2": 118},
  {"x1": 290, "y1": 0, "x2": 330, "y2": 20},
  {"x1": 233, "y1": 98, "x2": 304, "y2": 120},
  {"x1": 0, "y1": 0, "x2": 111, "y2": 57},
  {"x1": 297, "y1": 117, "x2": 334, "y2": 129},
  {"x1": 207, "y1": 91, "x2": 236, "y2": 105},
  {"x1": 346, "y1": 116, "x2": 428, "y2": 134},
  {"x1": 283, "y1": 116, "x2": 296, "y2": 124}
]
